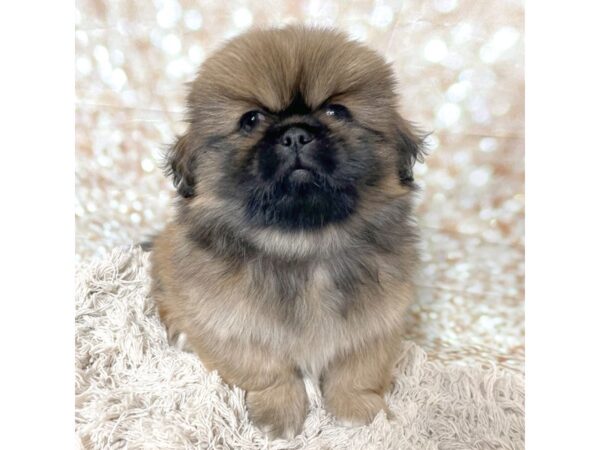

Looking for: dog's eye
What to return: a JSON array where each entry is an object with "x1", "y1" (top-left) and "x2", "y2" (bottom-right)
[
  {"x1": 325, "y1": 104, "x2": 351, "y2": 120},
  {"x1": 239, "y1": 110, "x2": 264, "y2": 132}
]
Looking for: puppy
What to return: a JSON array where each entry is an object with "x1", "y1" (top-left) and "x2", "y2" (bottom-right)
[{"x1": 151, "y1": 25, "x2": 425, "y2": 439}]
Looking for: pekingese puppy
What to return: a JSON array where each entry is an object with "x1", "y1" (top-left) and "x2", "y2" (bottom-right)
[{"x1": 151, "y1": 25, "x2": 425, "y2": 439}]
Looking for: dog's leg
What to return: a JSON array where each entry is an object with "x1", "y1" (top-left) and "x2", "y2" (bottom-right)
[
  {"x1": 244, "y1": 367, "x2": 308, "y2": 440},
  {"x1": 321, "y1": 337, "x2": 397, "y2": 426},
  {"x1": 191, "y1": 339, "x2": 308, "y2": 440}
]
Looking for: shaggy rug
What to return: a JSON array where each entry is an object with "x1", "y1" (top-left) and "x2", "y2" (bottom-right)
[{"x1": 75, "y1": 247, "x2": 524, "y2": 450}]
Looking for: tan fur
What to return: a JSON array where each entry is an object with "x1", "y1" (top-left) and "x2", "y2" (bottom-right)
[{"x1": 151, "y1": 26, "x2": 424, "y2": 439}]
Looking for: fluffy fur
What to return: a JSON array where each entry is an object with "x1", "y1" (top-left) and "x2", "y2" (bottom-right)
[{"x1": 151, "y1": 26, "x2": 426, "y2": 438}]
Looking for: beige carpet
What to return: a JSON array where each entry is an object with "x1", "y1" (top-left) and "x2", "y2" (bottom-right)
[{"x1": 75, "y1": 247, "x2": 524, "y2": 450}]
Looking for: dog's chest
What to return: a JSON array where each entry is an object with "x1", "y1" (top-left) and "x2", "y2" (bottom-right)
[
  {"x1": 292, "y1": 264, "x2": 350, "y2": 371},
  {"x1": 264, "y1": 260, "x2": 352, "y2": 323},
  {"x1": 196, "y1": 255, "x2": 385, "y2": 372},
  {"x1": 261, "y1": 261, "x2": 365, "y2": 364}
]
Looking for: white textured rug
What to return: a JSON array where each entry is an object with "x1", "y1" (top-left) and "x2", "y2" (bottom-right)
[{"x1": 75, "y1": 247, "x2": 524, "y2": 450}]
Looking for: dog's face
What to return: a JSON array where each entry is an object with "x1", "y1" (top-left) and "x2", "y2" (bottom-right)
[
  {"x1": 233, "y1": 96, "x2": 368, "y2": 229},
  {"x1": 168, "y1": 26, "x2": 423, "y2": 233}
]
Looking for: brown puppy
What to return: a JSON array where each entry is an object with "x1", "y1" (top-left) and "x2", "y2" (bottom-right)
[{"x1": 151, "y1": 25, "x2": 425, "y2": 439}]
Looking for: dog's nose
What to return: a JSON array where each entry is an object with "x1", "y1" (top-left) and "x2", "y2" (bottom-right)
[{"x1": 280, "y1": 127, "x2": 314, "y2": 150}]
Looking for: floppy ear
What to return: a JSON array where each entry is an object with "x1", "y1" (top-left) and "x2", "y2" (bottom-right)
[
  {"x1": 165, "y1": 134, "x2": 196, "y2": 198},
  {"x1": 395, "y1": 117, "x2": 427, "y2": 185}
]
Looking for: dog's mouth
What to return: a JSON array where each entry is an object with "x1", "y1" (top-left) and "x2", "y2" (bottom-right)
[
  {"x1": 288, "y1": 168, "x2": 312, "y2": 183},
  {"x1": 287, "y1": 159, "x2": 315, "y2": 184},
  {"x1": 246, "y1": 156, "x2": 358, "y2": 229}
]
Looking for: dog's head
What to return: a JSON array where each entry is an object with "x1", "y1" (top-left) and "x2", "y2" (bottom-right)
[{"x1": 167, "y1": 26, "x2": 424, "y2": 237}]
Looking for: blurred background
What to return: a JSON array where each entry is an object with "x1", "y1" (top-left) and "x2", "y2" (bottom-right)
[{"x1": 75, "y1": 0, "x2": 524, "y2": 374}]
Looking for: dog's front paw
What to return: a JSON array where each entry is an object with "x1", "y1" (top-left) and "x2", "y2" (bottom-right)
[
  {"x1": 246, "y1": 379, "x2": 308, "y2": 440},
  {"x1": 324, "y1": 390, "x2": 389, "y2": 426}
]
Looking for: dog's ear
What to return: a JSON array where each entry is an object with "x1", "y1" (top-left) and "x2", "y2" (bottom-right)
[
  {"x1": 165, "y1": 133, "x2": 196, "y2": 198},
  {"x1": 395, "y1": 116, "x2": 427, "y2": 185}
]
